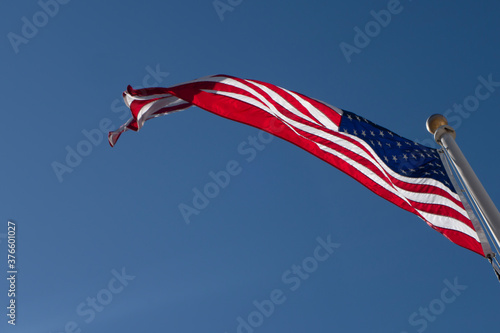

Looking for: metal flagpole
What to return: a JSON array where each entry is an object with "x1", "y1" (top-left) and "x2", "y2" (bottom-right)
[{"x1": 426, "y1": 114, "x2": 500, "y2": 252}]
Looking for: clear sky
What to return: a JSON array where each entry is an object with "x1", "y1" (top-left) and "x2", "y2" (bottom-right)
[{"x1": 1, "y1": 0, "x2": 500, "y2": 332}]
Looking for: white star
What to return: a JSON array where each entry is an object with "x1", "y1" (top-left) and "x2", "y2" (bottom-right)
[
  {"x1": 370, "y1": 130, "x2": 375, "y2": 136},
  {"x1": 361, "y1": 130, "x2": 366, "y2": 137},
  {"x1": 403, "y1": 154, "x2": 408, "y2": 161},
  {"x1": 392, "y1": 155, "x2": 398, "y2": 161},
  {"x1": 379, "y1": 131, "x2": 385, "y2": 137},
  {"x1": 347, "y1": 114, "x2": 353, "y2": 120},
  {"x1": 397, "y1": 142, "x2": 402, "y2": 148},
  {"x1": 384, "y1": 156, "x2": 389, "y2": 163},
  {"x1": 378, "y1": 141, "x2": 382, "y2": 147}
]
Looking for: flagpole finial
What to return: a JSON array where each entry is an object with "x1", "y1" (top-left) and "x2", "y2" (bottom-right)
[
  {"x1": 427, "y1": 114, "x2": 456, "y2": 144},
  {"x1": 426, "y1": 114, "x2": 448, "y2": 134}
]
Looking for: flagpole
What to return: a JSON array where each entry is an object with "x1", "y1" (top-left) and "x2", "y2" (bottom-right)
[{"x1": 426, "y1": 114, "x2": 500, "y2": 251}]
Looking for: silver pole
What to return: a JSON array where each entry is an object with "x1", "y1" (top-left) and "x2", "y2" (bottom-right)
[{"x1": 426, "y1": 114, "x2": 500, "y2": 248}]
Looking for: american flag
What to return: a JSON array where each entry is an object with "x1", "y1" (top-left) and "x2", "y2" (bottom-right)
[{"x1": 109, "y1": 74, "x2": 489, "y2": 256}]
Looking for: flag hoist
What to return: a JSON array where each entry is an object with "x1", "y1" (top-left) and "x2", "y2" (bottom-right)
[{"x1": 427, "y1": 114, "x2": 500, "y2": 280}]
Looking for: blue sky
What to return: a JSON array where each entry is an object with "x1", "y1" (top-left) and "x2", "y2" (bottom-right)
[{"x1": 2, "y1": 0, "x2": 500, "y2": 332}]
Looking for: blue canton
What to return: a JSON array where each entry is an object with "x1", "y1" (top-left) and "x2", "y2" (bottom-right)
[{"x1": 338, "y1": 110, "x2": 454, "y2": 192}]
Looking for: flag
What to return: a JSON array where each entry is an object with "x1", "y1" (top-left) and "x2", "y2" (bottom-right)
[{"x1": 109, "y1": 74, "x2": 489, "y2": 256}]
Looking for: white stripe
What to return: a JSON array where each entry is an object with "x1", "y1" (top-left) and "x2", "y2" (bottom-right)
[
  {"x1": 204, "y1": 83, "x2": 469, "y2": 221},
  {"x1": 109, "y1": 118, "x2": 134, "y2": 146},
  {"x1": 317, "y1": 142, "x2": 478, "y2": 241},
  {"x1": 245, "y1": 81, "x2": 322, "y2": 126},
  {"x1": 202, "y1": 77, "x2": 286, "y2": 118},
  {"x1": 123, "y1": 92, "x2": 173, "y2": 106},
  {"x1": 395, "y1": 186, "x2": 467, "y2": 217},
  {"x1": 196, "y1": 76, "x2": 298, "y2": 122},
  {"x1": 200, "y1": 90, "x2": 270, "y2": 115},
  {"x1": 313, "y1": 128, "x2": 467, "y2": 219},
  {"x1": 200, "y1": 89, "x2": 307, "y2": 140},
  {"x1": 416, "y1": 210, "x2": 480, "y2": 241},
  {"x1": 204, "y1": 77, "x2": 340, "y2": 131},
  {"x1": 136, "y1": 97, "x2": 189, "y2": 128},
  {"x1": 339, "y1": 131, "x2": 464, "y2": 204},
  {"x1": 284, "y1": 88, "x2": 340, "y2": 130},
  {"x1": 317, "y1": 142, "x2": 410, "y2": 204}
]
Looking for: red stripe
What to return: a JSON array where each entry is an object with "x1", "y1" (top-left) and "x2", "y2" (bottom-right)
[
  {"x1": 246, "y1": 78, "x2": 342, "y2": 127},
  {"x1": 429, "y1": 226, "x2": 484, "y2": 256}
]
